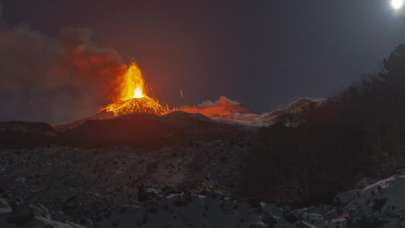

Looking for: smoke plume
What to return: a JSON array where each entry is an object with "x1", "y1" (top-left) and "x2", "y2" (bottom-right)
[{"x1": 0, "y1": 20, "x2": 125, "y2": 123}]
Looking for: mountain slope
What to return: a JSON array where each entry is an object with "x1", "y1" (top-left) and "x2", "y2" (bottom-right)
[{"x1": 179, "y1": 96, "x2": 324, "y2": 127}]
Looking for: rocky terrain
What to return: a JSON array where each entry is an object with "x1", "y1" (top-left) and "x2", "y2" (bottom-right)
[
  {"x1": 2, "y1": 172, "x2": 405, "y2": 228},
  {"x1": 1, "y1": 96, "x2": 404, "y2": 227},
  {"x1": 0, "y1": 111, "x2": 253, "y2": 226},
  {"x1": 0, "y1": 140, "x2": 249, "y2": 222}
]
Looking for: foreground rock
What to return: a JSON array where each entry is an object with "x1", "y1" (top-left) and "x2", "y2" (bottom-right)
[
  {"x1": 95, "y1": 174, "x2": 405, "y2": 228},
  {"x1": 0, "y1": 198, "x2": 84, "y2": 228},
  {"x1": 2, "y1": 172, "x2": 405, "y2": 227},
  {"x1": 0, "y1": 141, "x2": 250, "y2": 225},
  {"x1": 336, "y1": 174, "x2": 405, "y2": 227}
]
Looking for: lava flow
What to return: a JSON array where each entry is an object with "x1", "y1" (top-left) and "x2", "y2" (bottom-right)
[{"x1": 103, "y1": 63, "x2": 169, "y2": 116}]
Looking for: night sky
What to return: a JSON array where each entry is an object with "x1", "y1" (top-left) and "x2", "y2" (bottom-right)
[{"x1": 1, "y1": 0, "x2": 405, "y2": 113}]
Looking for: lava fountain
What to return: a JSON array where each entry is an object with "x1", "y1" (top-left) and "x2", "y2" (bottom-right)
[
  {"x1": 120, "y1": 63, "x2": 145, "y2": 100},
  {"x1": 103, "y1": 63, "x2": 169, "y2": 116}
]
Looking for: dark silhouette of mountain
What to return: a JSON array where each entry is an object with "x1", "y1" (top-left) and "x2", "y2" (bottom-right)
[
  {"x1": 0, "y1": 111, "x2": 245, "y2": 149},
  {"x1": 59, "y1": 111, "x2": 242, "y2": 148},
  {"x1": 243, "y1": 44, "x2": 405, "y2": 205},
  {"x1": 0, "y1": 121, "x2": 56, "y2": 147}
]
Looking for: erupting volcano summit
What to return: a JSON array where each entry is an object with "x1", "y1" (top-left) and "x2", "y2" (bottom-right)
[{"x1": 102, "y1": 63, "x2": 169, "y2": 116}]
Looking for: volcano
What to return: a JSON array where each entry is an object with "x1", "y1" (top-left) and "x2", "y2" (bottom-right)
[
  {"x1": 100, "y1": 97, "x2": 169, "y2": 117},
  {"x1": 101, "y1": 63, "x2": 169, "y2": 117}
]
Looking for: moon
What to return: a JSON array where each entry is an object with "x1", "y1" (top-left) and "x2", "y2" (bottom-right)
[{"x1": 391, "y1": 0, "x2": 404, "y2": 10}]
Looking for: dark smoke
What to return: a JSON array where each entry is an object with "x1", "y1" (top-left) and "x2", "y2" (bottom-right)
[{"x1": 0, "y1": 12, "x2": 125, "y2": 123}]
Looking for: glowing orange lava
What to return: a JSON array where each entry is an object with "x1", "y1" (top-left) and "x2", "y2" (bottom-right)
[
  {"x1": 120, "y1": 63, "x2": 145, "y2": 100},
  {"x1": 103, "y1": 63, "x2": 169, "y2": 116}
]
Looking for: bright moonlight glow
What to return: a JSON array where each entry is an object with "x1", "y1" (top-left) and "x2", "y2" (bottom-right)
[{"x1": 391, "y1": 0, "x2": 404, "y2": 10}]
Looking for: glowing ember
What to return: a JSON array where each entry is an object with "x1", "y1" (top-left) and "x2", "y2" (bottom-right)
[{"x1": 103, "y1": 63, "x2": 169, "y2": 116}]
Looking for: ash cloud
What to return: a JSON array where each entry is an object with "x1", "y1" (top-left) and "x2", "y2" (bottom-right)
[{"x1": 0, "y1": 21, "x2": 125, "y2": 123}]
